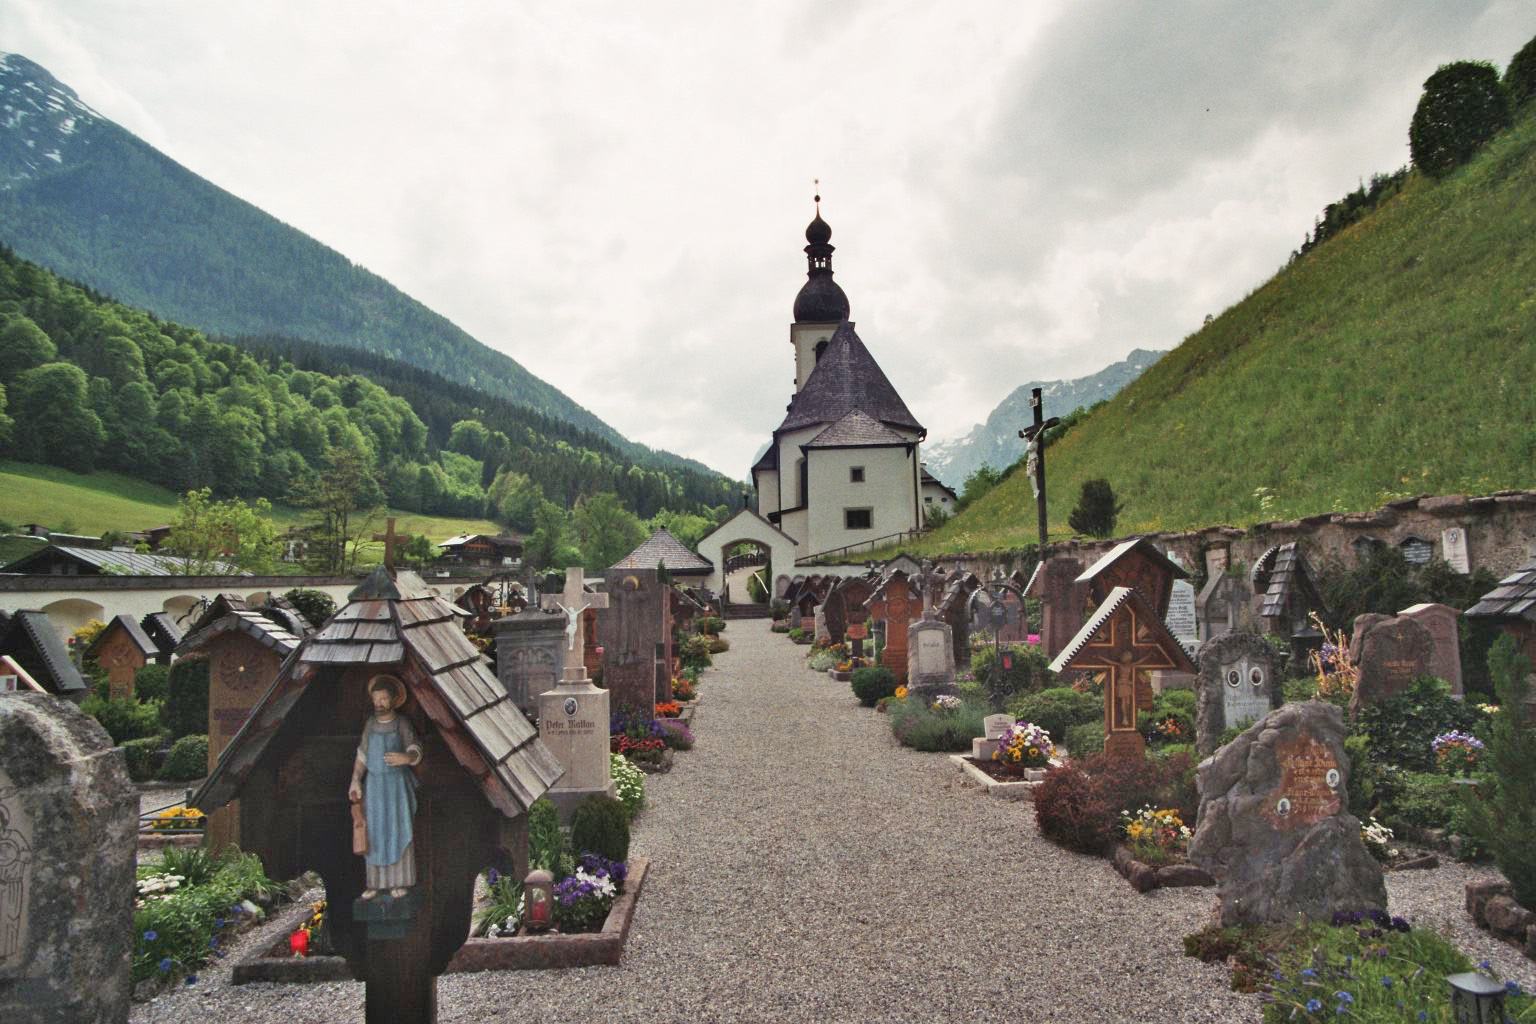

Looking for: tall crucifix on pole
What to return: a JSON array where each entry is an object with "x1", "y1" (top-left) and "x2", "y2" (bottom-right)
[
  {"x1": 541, "y1": 567, "x2": 609, "y2": 684},
  {"x1": 1017, "y1": 387, "x2": 1061, "y2": 549}
]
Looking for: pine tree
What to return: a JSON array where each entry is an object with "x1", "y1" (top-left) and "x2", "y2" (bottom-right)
[{"x1": 1067, "y1": 479, "x2": 1123, "y2": 539}]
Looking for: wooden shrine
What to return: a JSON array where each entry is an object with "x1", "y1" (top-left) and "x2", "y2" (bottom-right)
[
  {"x1": 1076, "y1": 537, "x2": 1189, "y2": 621},
  {"x1": 86, "y1": 614, "x2": 158, "y2": 700}
]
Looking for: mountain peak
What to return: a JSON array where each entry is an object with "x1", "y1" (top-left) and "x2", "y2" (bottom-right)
[{"x1": 0, "y1": 52, "x2": 103, "y2": 187}]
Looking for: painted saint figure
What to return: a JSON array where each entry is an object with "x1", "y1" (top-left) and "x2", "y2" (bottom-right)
[{"x1": 348, "y1": 675, "x2": 422, "y2": 899}]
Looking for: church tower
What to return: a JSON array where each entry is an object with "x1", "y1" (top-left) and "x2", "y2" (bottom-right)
[{"x1": 790, "y1": 194, "x2": 850, "y2": 391}]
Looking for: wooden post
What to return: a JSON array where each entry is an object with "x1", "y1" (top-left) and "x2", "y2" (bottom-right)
[
  {"x1": 1018, "y1": 388, "x2": 1060, "y2": 549},
  {"x1": 373, "y1": 517, "x2": 403, "y2": 572}
]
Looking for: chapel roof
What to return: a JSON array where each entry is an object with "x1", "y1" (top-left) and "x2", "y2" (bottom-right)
[
  {"x1": 804, "y1": 410, "x2": 911, "y2": 449},
  {"x1": 611, "y1": 527, "x2": 714, "y2": 575},
  {"x1": 793, "y1": 204, "x2": 850, "y2": 323},
  {"x1": 777, "y1": 321, "x2": 924, "y2": 435}
]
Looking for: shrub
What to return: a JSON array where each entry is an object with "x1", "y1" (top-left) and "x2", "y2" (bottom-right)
[
  {"x1": 570, "y1": 795, "x2": 631, "y2": 863},
  {"x1": 133, "y1": 664, "x2": 171, "y2": 704},
  {"x1": 1461, "y1": 635, "x2": 1536, "y2": 907},
  {"x1": 1409, "y1": 61, "x2": 1512, "y2": 178},
  {"x1": 1009, "y1": 687, "x2": 1101, "y2": 742},
  {"x1": 159, "y1": 734, "x2": 209, "y2": 781},
  {"x1": 696, "y1": 616, "x2": 725, "y2": 636},
  {"x1": 973, "y1": 643, "x2": 1055, "y2": 708},
  {"x1": 122, "y1": 736, "x2": 163, "y2": 781},
  {"x1": 133, "y1": 849, "x2": 277, "y2": 984},
  {"x1": 609, "y1": 753, "x2": 645, "y2": 819},
  {"x1": 657, "y1": 718, "x2": 694, "y2": 751},
  {"x1": 851, "y1": 666, "x2": 897, "y2": 707},
  {"x1": 81, "y1": 693, "x2": 164, "y2": 744},
  {"x1": 1353, "y1": 676, "x2": 1485, "y2": 772},
  {"x1": 1084, "y1": 751, "x2": 1199, "y2": 827},
  {"x1": 768, "y1": 599, "x2": 789, "y2": 620},
  {"x1": 527, "y1": 797, "x2": 569, "y2": 874},
  {"x1": 887, "y1": 697, "x2": 986, "y2": 752},
  {"x1": 1509, "y1": 33, "x2": 1536, "y2": 107},
  {"x1": 787, "y1": 627, "x2": 806, "y2": 642},
  {"x1": 679, "y1": 635, "x2": 713, "y2": 671},
  {"x1": 706, "y1": 636, "x2": 729, "y2": 654},
  {"x1": 163, "y1": 657, "x2": 210, "y2": 740},
  {"x1": 1067, "y1": 478, "x2": 1122, "y2": 539},
  {"x1": 1378, "y1": 769, "x2": 1461, "y2": 834},
  {"x1": 1064, "y1": 722, "x2": 1105, "y2": 757},
  {"x1": 1034, "y1": 764, "x2": 1110, "y2": 853},
  {"x1": 282, "y1": 588, "x2": 336, "y2": 628}
]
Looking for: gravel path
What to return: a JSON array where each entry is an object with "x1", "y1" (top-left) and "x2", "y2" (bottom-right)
[{"x1": 132, "y1": 621, "x2": 1531, "y2": 1022}]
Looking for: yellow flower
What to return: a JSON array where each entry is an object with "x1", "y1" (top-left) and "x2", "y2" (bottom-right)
[{"x1": 894, "y1": 686, "x2": 909, "y2": 699}]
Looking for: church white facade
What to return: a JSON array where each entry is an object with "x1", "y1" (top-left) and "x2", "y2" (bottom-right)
[{"x1": 749, "y1": 205, "x2": 954, "y2": 562}]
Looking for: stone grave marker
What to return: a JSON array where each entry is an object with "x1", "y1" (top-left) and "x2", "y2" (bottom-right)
[
  {"x1": 1348, "y1": 613, "x2": 1434, "y2": 715},
  {"x1": 493, "y1": 610, "x2": 564, "y2": 716},
  {"x1": 1194, "y1": 633, "x2": 1280, "y2": 757},
  {"x1": 0, "y1": 694, "x2": 136, "y2": 1024},
  {"x1": 866, "y1": 570, "x2": 918, "y2": 684},
  {"x1": 1165, "y1": 579, "x2": 1198, "y2": 647},
  {"x1": 1399, "y1": 602, "x2": 1463, "y2": 698},
  {"x1": 907, "y1": 617, "x2": 957, "y2": 699},
  {"x1": 995, "y1": 587, "x2": 1029, "y2": 643},
  {"x1": 539, "y1": 567, "x2": 615, "y2": 820},
  {"x1": 1196, "y1": 573, "x2": 1252, "y2": 642},
  {"x1": 1025, "y1": 554, "x2": 1088, "y2": 660},
  {"x1": 972, "y1": 712, "x2": 1014, "y2": 761},
  {"x1": 1190, "y1": 701, "x2": 1385, "y2": 926},
  {"x1": 939, "y1": 573, "x2": 978, "y2": 668},
  {"x1": 1441, "y1": 527, "x2": 1471, "y2": 574},
  {"x1": 602, "y1": 567, "x2": 665, "y2": 721}
]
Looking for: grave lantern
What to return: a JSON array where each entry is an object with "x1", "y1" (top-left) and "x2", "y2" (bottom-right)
[
  {"x1": 1447, "y1": 971, "x2": 1505, "y2": 1023},
  {"x1": 523, "y1": 869, "x2": 555, "y2": 931}
]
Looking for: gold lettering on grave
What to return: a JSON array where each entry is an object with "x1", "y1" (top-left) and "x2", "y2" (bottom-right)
[{"x1": 1265, "y1": 735, "x2": 1342, "y2": 830}]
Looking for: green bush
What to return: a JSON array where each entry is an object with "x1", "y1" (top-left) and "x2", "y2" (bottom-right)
[
  {"x1": 81, "y1": 693, "x2": 164, "y2": 744},
  {"x1": 1461, "y1": 635, "x2": 1536, "y2": 906},
  {"x1": 133, "y1": 664, "x2": 170, "y2": 704},
  {"x1": 163, "y1": 657, "x2": 210, "y2": 740},
  {"x1": 133, "y1": 849, "x2": 277, "y2": 984},
  {"x1": 887, "y1": 697, "x2": 986, "y2": 752},
  {"x1": 570, "y1": 794, "x2": 630, "y2": 862},
  {"x1": 1378, "y1": 769, "x2": 1462, "y2": 834},
  {"x1": 282, "y1": 588, "x2": 336, "y2": 628},
  {"x1": 527, "y1": 797, "x2": 570, "y2": 875},
  {"x1": 850, "y1": 666, "x2": 897, "y2": 707},
  {"x1": 1065, "y1": 722, "x2": 1105, "y2": 757},
  {"x1": 1409, "y1": 61, "x2": 1512, "y2": 178},
  {"x1": 972, "y1": 643, "x2": 1055, "y2": 708},
  {"x1": 1008, "y1": 687, "x2": 1101, "y2": 744},
  {"x1": 1353, "y1": 676, "x2": 1485, "y2": 772},
  {"x1": 706, "y1": 636, "x2": 729, "y2": 654},
  {"x1": 159, "y1": 734, "x2": 208, "y2": 781},
  {"x1": 787, "y1": 627, "x2": 806, "y2": 642},
  {"x1": 696, "y1": 615, "x2": 725, "y2": 636},
  {"x1": 769, "y1": 599, "x2": 789, "y2": 620},
  {"x1": 1139, "y1": 688, "x2": 1196, "y2": 747},
  {"x1": 122, "y1": 736, "x2": 162, "y2": 781},
  {"x1": 1505, "y1": 32, "x2": 1536, "y2": 108},
  {"x1": 679, "y1": 635, "x2": 713, "y2": 671}
]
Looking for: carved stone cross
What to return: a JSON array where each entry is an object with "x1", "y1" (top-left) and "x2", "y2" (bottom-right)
[
  {"x1": 541, "y1": 567, "x2": 610, "y2": 682},
  {"x1": 372, "y1": 517, "x2": 403, "y2": 572}
]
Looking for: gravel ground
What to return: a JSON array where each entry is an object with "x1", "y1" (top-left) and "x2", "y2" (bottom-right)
[{"x1": 131, "y1": 622, "x2": 1531, "y2": 1023}]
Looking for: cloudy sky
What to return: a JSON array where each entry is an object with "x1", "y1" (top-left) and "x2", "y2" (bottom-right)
[{"x1": 5, "y1": 1, "x2": 1532, "y2": 478}]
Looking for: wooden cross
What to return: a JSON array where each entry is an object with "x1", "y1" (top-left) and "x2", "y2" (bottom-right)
[
  {"x1": 541, "y1": 567, "x2": 610, "y2": 682},
  {"x1": 1017, "y1": 388, "x2": 1061, "y2": 547},
  {"x1": 372, "y1": 517, "x2": 403, "y2": 572}
]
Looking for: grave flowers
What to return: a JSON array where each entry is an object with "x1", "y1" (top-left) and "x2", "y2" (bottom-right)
[
  {"x1": 552, "y1": 855, "x2": 623, "y2": 932},
  {"x1": 1120, "y1": 805, "x2": 1191, "y2": 865},
  {"x1": 655, "y1": 700, "x2": 683, "y2": 718},
  {"x1": 993, "y1": 721, "x2": 1054, "y2": 773},
  {"x1": 1432, "y1": 730, "x2": 1485, "y2": 775}
]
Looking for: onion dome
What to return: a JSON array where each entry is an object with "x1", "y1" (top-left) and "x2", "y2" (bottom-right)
[{"x1": 793, "y1": 194, "x2": 850, "y2": 323}]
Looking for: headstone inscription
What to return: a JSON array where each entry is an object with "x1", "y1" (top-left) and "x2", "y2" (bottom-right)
[
  {"x1": 1194, "y1": 633, "x2": 1280, "y2": 757},
  {"x1": 866, "y1": 570, "x2": 917, "y2": 683},
  {"x1": 538, "y1": 568, "x2": 616, "y2": 820},
  {"x1": 1165, "y1": 579, "x2": 1198, "y2": 647},
  {"x1": 1189, "y1": 702, "x2": 1386, "y2": 926},
  {"x1": 1440, "y1": 527, "x2": 1471, "y2": 574},
  {"x1": 0, "y1": 694, "x2": 136, "y2": 1024},
  {"x1": 1348, "y1": 613, "x2": 1435, "y2": 715},
  {"x1": 601, "y1": 568, "x2": 664, "y2": 721},
  {"x1": 1399, "y1": 602, "x2": 1463, "y2": 698},
  {"x1": 907, "y1": 617, "x2": 957, "y2": 699},
  {"x1": 1049, "y1": 587, "x2": 1196, "y2": 760},
  {"x1": 972, "y1": 712, "x2": 1014, "y2": 761}
]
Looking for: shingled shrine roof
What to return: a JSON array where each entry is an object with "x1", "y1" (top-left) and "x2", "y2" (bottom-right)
[
  {"x1": 176, "y1": 609, "x2": 302, "y2": 659},
  {"x1": 86, "y1": 614, "x2": 158, "y2": 660},
  {"x1": 1076, "y1": 538, "x2": 1189, "y2": 586},
  {"x1": 0, "y1": 610, "x2": 86, "y2": 695},
  {"x1": 804, "y1": 410, "x2": 911, "y2": 449},
  {"x1": 776, "y1": 321, "x2": 924, "y2": 435},
  {"x1": 1252, "y1": 543, "x2": 1322, "y2": 621},
  {"x1": 612, "y1": 527, "x2": 714, "y2": 575},
  {"x1": 139, "y1": 612, "x2": 183, "y2": 656},
  {"x1": 1466, "y1": 557, "x2": 1536, "y2": 622},
  {"x1": 1048, "y1": 587, "x2": 1196, "y2": 675},
  {"x1": 194, "y1": 568, "x2": 562, "y2": 820}
]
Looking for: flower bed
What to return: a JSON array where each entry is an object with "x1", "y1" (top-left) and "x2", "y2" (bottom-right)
[{"x1": 134, "y1": 846, "x2": 281, "y2": 991}]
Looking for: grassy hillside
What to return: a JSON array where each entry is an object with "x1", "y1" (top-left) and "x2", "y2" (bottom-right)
[
  {"x1": 918, "y1": 105, "x2": 1536, "y2": 554},
  {"x1": 0, "y1": 460, "x2": 501, "y2": 548}
]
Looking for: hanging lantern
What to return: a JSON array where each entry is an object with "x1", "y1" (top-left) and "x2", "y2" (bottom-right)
[
  {"x1": 523, "y1": 869, "x2": 554, "y2": 931},
  {"x1": 1447, "y1": 972, "x2": 1505, "y2": 1024}
]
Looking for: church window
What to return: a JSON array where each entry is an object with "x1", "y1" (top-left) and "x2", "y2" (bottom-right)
[
  {"x1": 924, "y1": 495, "x2": 933, "y2": 503},
  {"x1": 850, "y1": 466, "x2": 865, "y2": 483},
  {"x1": 845, "y1": 508, "x2": 873, "y2": 530}
]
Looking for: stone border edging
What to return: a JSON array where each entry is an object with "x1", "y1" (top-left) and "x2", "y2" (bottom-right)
[
  {"x1": 1465, "y1": 879, "x2": 1536, "y2": 960},
  {"x1": 1110, "y1": 845, "x2": 1214, "y2": 893},
  {"x1": 232, "y1": 859, "x2": 650, "y2": 983},
  {"x1": 948, "y1": 755, "x2": 1041, "y2": 801}
]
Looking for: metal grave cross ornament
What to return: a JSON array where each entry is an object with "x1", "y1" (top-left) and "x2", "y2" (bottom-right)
[{"x1": 541, "y1": 567, "x2": 609, "y2": 682}]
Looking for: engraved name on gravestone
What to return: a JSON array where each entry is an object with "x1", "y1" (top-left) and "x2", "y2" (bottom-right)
[
  {"x1": 1165, "y1": 580, "x2": 1198, "y2": 645},
  {"x1": 1400, "y1": 602, "x2": 1463, "y2": 697},
  {"x1": 983, "y1": 714, "x2": 1013, "y2": 740},
  {"x1": 1265, "y1": 735, "x2": 1343, "y2": 829}
]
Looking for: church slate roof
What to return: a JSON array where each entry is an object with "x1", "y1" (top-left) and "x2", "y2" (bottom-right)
[
  {"x1": 804, "y1": 410, "x2": 912, "y2": 449},
  {"x1": 776, "y1": 321, "x2": 924, "y2": 435},
  {"x1": 611, "y1": 528, "x2": 715, "y2": 575},
  {"x1": 751, "y1": 445, "x2": 779, "y2": 474}
]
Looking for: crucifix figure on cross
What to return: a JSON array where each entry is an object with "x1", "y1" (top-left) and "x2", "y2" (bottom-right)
[
  {"x1": 372, "y1": 517, "x2": 403, "y2": 572},
  {"x1": 541, "y1": 567, "x2": 610, "y2": 682},
  {"x1": 1017, "y1": 387, "x2": 1061, "y2": 548}
]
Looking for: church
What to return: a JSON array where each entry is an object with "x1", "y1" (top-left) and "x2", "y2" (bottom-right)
[{"x1": 749, "y1": 202, "x2": 955, "y2": 560}]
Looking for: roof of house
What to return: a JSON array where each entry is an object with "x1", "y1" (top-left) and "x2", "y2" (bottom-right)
[
  {"x1": 751, "y1": 445, "x2": 779, "y2": 474},
  {"x1": 438, "y1": 534, "x2": 523, "y2": 550},
  {"x1": 920, "y1": 467, "x2": 958, "y2": 500},
  {"x1": 611, "y1": 528, "x2": 714, "y2": 574},
  {"x1": 804, "y1": 409, "x2": 911, "y2": 449},
  {"x1": 1076, "y1": 537, "x2": 1190, "y2": 586},
  {"x1": 0, "y1": 610, "x2": 87, "y2": 694},
  {"x1": 3, "y1": 544, "x2": 242, "y2": 576},
  {"x1": 1466, "y1": 557, "x2": 1536, "y2": 622},
  {"x1": 193, "y1": 569, "x2": 562, "y2": 820},
  {"x1": 1048, "y1": 587, "x2": 1197, "y2": 675},
  {"x1": 87, "y1": 614, "x2": 159, "y2": 659},
  {"x1": 776, "y1": 321, "x2": 924, "y2": 436}
]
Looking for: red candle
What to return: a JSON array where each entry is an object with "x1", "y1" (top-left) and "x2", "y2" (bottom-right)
[{"x1": 289, "y1": 929, "x2": 309, "y2": 957}]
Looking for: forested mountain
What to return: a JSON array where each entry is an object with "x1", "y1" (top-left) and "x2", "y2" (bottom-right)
[
  {"x1": 0, "y1": 52, "x2": 718, "y2": 479},
  {"x1": 0, "y1": 245, "x2": 736, "y2": 522}
]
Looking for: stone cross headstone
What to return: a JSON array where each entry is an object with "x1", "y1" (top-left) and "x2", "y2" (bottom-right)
[
  {"x1": 1194, "y1": 633, "x2": 1280, "y2": 757},
  {"x1": 1190, "y1": 701, "x2": 1385, "y2": 926},
  {"x1": 601, "y1": 568, "x2": 664, "y2": 721},
  {"x1": 1399, "y1": 602, "x2": 1463, "y2": 698},
  {"x1": 0, "y1": 694, "x2": 135, "y2": 1023},
  {"x1": 1348, "y1": 613, "x2": 1434, "y2": 715},
  {"x1": 1440, "y1": 527, "x2": 1471, "y2": 574},
  {"x1": 1196, "y1": 573, "x2": 1252, "y2": 643},
  {"x1": 542, "y1": 568, "x2": 611, "y2": 683}
]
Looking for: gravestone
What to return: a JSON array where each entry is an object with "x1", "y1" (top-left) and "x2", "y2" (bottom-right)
[
  {"x1": 813, "y1": 602, "x2": 830, "y2": 646},
  {"x1": 493, "y1": 610, "x2": 565, "y2": 716},
  {"x1": 1399, "y1": 602, "x2": 1463, "y2": 698},
  {"x1": 1441, "y1": 527, "x2": 1471, "y2": 574},
  {"x1": 939, "y1": 574, "x2": 978, "y2": 668},
  {"x1": 0, "y1": 694, "x2": 136, "y2": 1024},
  {"x1": 1027, "y1": 555, "x2": 1088, "y2": 660},
  {"x1": 1165, "y1": 579, "x2": 1198, "y2": 648},
  {"x1": 995, "y1": 587, "x2": 1030, "y2": 643},
  {"x1": 1399, "y1": 536, "x2": 1433, "y2": 565},
  {"x1": 1196, "y1": 573, "x2": 1251, "y2": 642},
  {"x1": 1194, "y1": 633, "x2": 1280, "y2": 757},
  {"x1": 539, "y1": 568, "x2": 615, "y2": 821},
  {"x1": 87, "y1": 615, "x2": 155, "y2": 700},
  {"x1": 1348, "y1": 613, "x2": 1435, "y2": 715},
  {"x1": 602, "y1": 568, "x2": 665, "y2": 720},
  {"x1": 907, "y1": 617, "x2": 957, "y2": 699},
  {"x1": 972, "y1": 712, "x2": 1014, "y2": 761},
  {"x1": 866, "y1": 570, "x2": 918, "y2": 684},
  {"x1": 1189, "y1": 701, "x2": 1385, "y2": 926},
  {"x1": 824, "y1": 578, "x2": 874, "y2": 647}
]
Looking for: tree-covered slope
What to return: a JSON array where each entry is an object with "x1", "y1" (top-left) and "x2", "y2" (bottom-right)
[{"x1": 918, "y1": 103, "x2": 1536, "y2": 554}]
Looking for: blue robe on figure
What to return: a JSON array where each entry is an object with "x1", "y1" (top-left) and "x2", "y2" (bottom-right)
[{"x1": 356, "y1": 714, "x2": 421, "y2": 890}]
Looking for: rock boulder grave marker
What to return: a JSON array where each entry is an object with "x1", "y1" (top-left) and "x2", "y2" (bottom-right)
[
  {"x1": 1348, "y1": 613, "x2": 1435, "y2": 715},
  {"x1": 1194, "y1": 633, "x2": 1280, "y2": 757},
  {"x1": 1190, "y1": 702, "x2": 1386, "y2": 926}
]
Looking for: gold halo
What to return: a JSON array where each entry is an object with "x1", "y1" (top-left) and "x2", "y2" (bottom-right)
[{"x1": 368, "y1": 673, "x2": 407, "y2": 710}]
